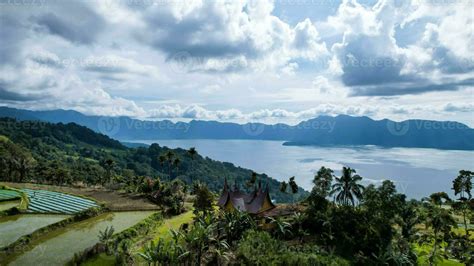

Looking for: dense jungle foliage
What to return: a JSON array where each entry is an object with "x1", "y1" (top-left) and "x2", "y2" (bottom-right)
[{"x1": 0, "y1": 118, "x2": 306, "y2": 202}]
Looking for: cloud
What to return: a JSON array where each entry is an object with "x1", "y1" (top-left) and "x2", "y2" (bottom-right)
[
  {"x1": 0, "y1": 48, "x2": 146, "y2": 117},
  {"x1": 81, "y1": 55, "x2": 161, "y2": 81},
  {"x1": 349, "y1": 78, "x2": 474, "y2": 96},
  {"x1": 443, "y1": 103, "x2": 474, "y2": 113},
  {"x1": 32, "y1": 2, "x2": 105, "y2": 45},
  {"x1": 327, "y1": 0, "x2": 474, "y2": 96},
  {"x1": 147, "y1": 104, "x2": 379, "y2": 121},
  {"x1": 0, "y1": 0, "x2": 472, "y2": 126},
  {"x1": 134, "y1": 0, "x2": 328, "y2": 72}
]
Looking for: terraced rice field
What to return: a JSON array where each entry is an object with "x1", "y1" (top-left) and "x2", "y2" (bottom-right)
[
  {"x1": 0, "y1": 214, "x2": 70, "y2": 247},
  {"x1": 0, "y1": 189, "x2": 21, "y2": 201},
  {"x1": 4, "y1": 211, "x2": 156, "y2": 265},
  {"x1": 0, "y1": 200, "x2": 19, "y2": 211},
  {"x1": 22, "y1": 189, "x2": 98, "y2": 214}
]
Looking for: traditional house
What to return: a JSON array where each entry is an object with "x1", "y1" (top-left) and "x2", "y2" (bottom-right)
[{"x1": 217, "y1": 179, "x2": 276, "y2": 214}]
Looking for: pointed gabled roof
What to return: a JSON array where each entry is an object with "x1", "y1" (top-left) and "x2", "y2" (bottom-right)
[
  {"x1": 217, "y1": 180, "x2": 276, "y2": 214},
  {"x1": 217, "y1": 178, "x2": 230, "y2": 207}
]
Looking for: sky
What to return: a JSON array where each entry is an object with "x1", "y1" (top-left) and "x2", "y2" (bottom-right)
[{"x1": 0, "y1": 0, "x2": 473, "y2": 126}]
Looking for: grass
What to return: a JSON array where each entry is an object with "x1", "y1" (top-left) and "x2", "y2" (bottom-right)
[
  {"x1": 152, "y1": 210, "x2": 194, "y2": 241},
  {"x1": 81, "y1": 211, "x2": 194, "y2": 265}
]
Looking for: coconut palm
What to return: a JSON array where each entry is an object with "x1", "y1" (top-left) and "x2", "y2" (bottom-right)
[
  {"x1": 173, "y1": 158, "x2": 181, "y2": 177},
  {"x1": 330, "y1": 167, "x2": 364, "y2": 206},
  {"x1": 280, "y1": 181, "x2": 288, "y2": 193},
  {"x1": 158, "y1": 155, "x2": 166, "y2": 171},
  {"x1": 424, "y1": 206, "x2": 456, "y2": 265},
  {"x1": 165, "y1": 151, "x2": 174, "y2": 178},
  {"x1": 452, "y1": 170, "x2": 473, "y2": 238},
  {"x1": 98, "y1": 226, "x2": 115, "y2": 254},
  {"x1": 247, "y1": 171, "x2": 258, "y2": 188},
  {"x1": 103, "y1": 159, "x2": 114, "y2": 185},
  {"x1": 187, "y1": 147, "x2": 197, "y2": 175}
]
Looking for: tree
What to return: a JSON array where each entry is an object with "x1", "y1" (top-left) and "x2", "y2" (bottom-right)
[
  {"x1": 280, "y1": 181, "x2": 288, "y2": 193},
  {"x1": 453, "y1": 170, "x2": 473, "y2": 200},
  {"x1": 158, "y1": 155, "x2": 166, "y2": 172},
  {"x1": 247, "y1": 171, "x2": 258, "y2": 188},
  {"x1": 17, "y1": 156, "x2": 36, "y2": 182},
  {"x1": 428, "y1": 192, "x2": 451, "y2": 207},
  {"x1": 98, "y1": 226, "x2": 115, "y2": 254},
  {"x1": 312, "y1": 166, "x2": 334, "y2": 198},
  {"x1": 292, "y1": 212, "x2": 308, "y2": 242},
  {"x1": 102, "y1": 159, "x2": 115, "y2": 185},
  {"x1": 165, "y1": 151, "x2": 174, "y2": 178},
  {"x1": 288, "y1": 176, "x2": 298, "y2": 194},
  {"x1": 451, "y1": 170, "x2": 473, "y2": 238},
  {"x1": 193, "y1": 182, "x2": 214, "y2": 214},
  {"x1": 422, "y1": 205, "x2": 456, "y2": 265},
  {"x1": 331, "y1": 167, "x2": 364, "y2": 206},
  {"x1": 187, "y1": 147, "x2": 197, "y2": 176},
  {"x1": 173, "y1": 158, "x2": 181, "y2": 177}
]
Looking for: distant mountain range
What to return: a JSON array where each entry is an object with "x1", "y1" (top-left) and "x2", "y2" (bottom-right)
[{"x1": 1, "y1": 106, "x2": 473, "y2": 150}]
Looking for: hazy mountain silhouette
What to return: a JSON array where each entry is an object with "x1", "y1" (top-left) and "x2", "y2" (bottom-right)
[{"x1": 1, "y1": 107, "x2": 472, "y2": 150}]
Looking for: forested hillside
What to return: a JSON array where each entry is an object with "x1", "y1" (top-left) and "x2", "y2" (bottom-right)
[{"x1": 0, "y1": 118, "x2": 306, "y2": 202}]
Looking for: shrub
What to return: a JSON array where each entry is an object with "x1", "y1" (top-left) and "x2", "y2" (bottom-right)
[{"x1": 237, "y1": 230, "x2": 349, "y2": 266}]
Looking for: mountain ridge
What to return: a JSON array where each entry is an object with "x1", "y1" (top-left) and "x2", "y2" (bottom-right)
[{"x1": 1, "y1": 106, "x2": 472, "y2": 150}]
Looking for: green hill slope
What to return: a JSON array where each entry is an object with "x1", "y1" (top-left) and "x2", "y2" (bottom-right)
[{"x1": 0, "y1": 118, "x2": 306, "y2": 202}]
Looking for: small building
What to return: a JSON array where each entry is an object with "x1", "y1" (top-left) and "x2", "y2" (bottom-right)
[{"x1": 217, "y1": 180, "x2": 276, "y2": 214}]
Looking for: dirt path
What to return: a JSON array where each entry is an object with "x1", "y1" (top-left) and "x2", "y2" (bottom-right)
[{"x1": 1, "y1": 182, "x2": 161, "y2": 211}]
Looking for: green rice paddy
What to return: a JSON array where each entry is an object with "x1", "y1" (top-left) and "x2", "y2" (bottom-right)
[
  {"x1": 0, "y1": 214, "x2": 70, "y2": 248},
  {"x1": 0, "y1": 200, "x2": 19, "y2": 211},
  {"x1": 0, "y1": 189, "x2": 21, "y2": 201},
  {"x1": 22, "y1": 189, "x2": 98, "y2": 214},
  {"x1": 4, "y1": 211, "x2": 156, "y2": 265}
]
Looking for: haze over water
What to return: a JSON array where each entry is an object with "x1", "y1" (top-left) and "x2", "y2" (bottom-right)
[{"x1": 130, "y1": 139, "x2": 474, "y2": 199}]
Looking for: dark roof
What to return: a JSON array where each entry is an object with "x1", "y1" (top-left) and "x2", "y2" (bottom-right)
[{"x1": 217, "y1": 180, "x2": 275, "y2": 214}]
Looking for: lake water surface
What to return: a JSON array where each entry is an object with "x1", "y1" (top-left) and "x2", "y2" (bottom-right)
[{"x1": 130, "y1": 139, "x2": 474, "y2": 199}]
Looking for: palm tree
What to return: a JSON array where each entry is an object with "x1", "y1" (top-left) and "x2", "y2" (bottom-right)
[
  {"x1": 292, "y1": 212, "x2": 308, "y2": 242},
  {"x1": 424, "y1": 206, "x2": 456, "y2": 265},
  {"x1": 98, "y1": 226, "x2": 115, "y2": 254},
  {"x1": 173, "y1": 158, "x2": 181, "y2": 177},
  {"x1": 187, "y1": 147, "x2": 197, "y2": 176},
  {"x1": 165, "y1": 151, "x2": 174, "y2": 178},
  {"x1": 452, "y1": 170, "x2": 473, "y2": 238},
  {"x1": 280, "y1": 181, "x2": 288, "y2": 193},
  {"x1": 103, "y1": 159, "x2": 114, "y2": 185},
  {"x1": 247, "y1": 171, "x2": 258, "y2": 188},
  {"x1": 330, "y1": 167, "x2": 364, "y2": 206},
  {"x1": 158, "y1": 155, "x2": 166, "y2": 171}
]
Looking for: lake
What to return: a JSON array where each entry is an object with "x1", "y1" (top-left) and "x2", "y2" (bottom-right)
[{"x1": 128, "y1": 139, "x2": 474, "y2": 199}]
